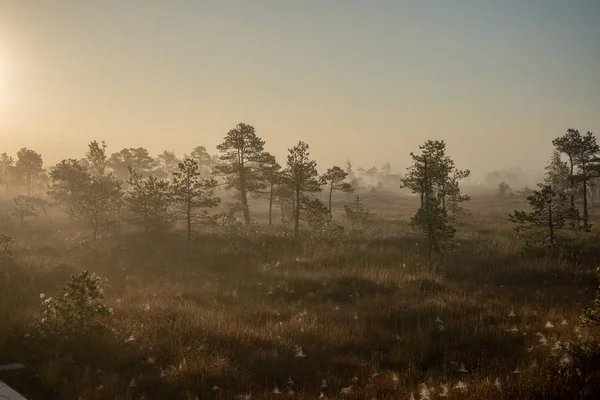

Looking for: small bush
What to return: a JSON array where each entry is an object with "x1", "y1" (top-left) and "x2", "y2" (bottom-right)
[
  {"x1": 40, "y1": 270, "x2": 112, "y2": 338},
  {"x1": 0, "y1": 233, "x2": 15, "y2": 265}
]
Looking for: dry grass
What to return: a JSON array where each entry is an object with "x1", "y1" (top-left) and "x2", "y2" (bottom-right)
[{"x1": 0, "y1": 193, "x2": 599, "y2": 399}]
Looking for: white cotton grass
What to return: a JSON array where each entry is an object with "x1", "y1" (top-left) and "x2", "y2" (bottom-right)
[
  {"x1": 294, "y1": 345, "x2": 306, "y2": 359},
  {"x1": 439, "y1": 384, "x2": 449, "y2": 397},
  {"x1": 454, "y1": 381, "x2": 467, "y2": 391},
  {"x1": 419, "y1": 383, "x2": 431, "y2": 400},
  {"x1": 340, "y1": 386, "x2": 352, "y2": 395}
]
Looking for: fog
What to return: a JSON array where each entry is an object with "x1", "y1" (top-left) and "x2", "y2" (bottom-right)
[
  {"x1": 3, "y1": 3, "x2": 600, "y2": 399},
  {"x1": 1, "y1": 1, "x2": 599, "y2": 187}
]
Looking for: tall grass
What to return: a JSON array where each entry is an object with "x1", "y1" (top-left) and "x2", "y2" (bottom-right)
[{"x1": 0, "y1": 194, "x2": 598, "y2": 399}]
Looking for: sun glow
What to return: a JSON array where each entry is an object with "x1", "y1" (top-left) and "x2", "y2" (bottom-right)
[{"x1": 0, "y1": 42, "x2": 6, "y2": 107}]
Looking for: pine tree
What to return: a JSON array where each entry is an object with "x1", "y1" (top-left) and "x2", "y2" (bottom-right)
[
  {"x1": 156, "y1": 150, "x2": 180, "y2": 180},
  {"x1": 321, "y1": 166, "x2": 353, "y2": 217},
  {"x1": 73, "y1": 175, "x2": 123, "y2": 239},
  {"x1": 172, "y1": 158, "x2": 220, "y2": 242},
  {"x1": 411, "y1": 197, "x2": 455, "y2": 258},
  {"x1": 574, "y1": 132, "x2": 599, "y2": 231},
  {"x1": 16, "y1": 148, "x2": 44, "y2": 195},
  {"x1": 189, "y1": 146, "x2": 215, "y2": 178},
  {"x1": 402, "y1": 140, "x2": 469, "y2": 256},
  {"x1": 257, "y1": 152, "x2": 281, "y2": 226},
  {"x1": 283, "y1": 141, "x2": 322, "y2": 235},
  {"x1": 344, "y1": 194, "x2": 373, "y2": 227},
  {"x1": 12, "y1": 195, "x2": 38, "y2": 228},
  {"x1": 509, "y1": 183, "x2": 579, "y2": 249},
  {"x1": 85, "y1": 140, "x2": 108, "y2": 178},
  {"x1": 553, "y1": 129, "x2": 583, "y2": 209},
  {"x1": 127, "y1": 168, "x2": 174, "y2": 234},
  {"x1": 544, "y1": 150, "x2": 570, "y2": 193},
  {"x1": 214, "y1": 123, "x2": 266, "y2": 225},
  {"x1": 0, "y1": 152, "x2": 14, "y2": 196},
  {"x1": 48, "y1": 159, "x2": 91, "y2": 218}
]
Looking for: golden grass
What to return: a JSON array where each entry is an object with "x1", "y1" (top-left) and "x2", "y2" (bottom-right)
[{"x1": 0, "y1": 193, "x2": 599, "y2": 399}]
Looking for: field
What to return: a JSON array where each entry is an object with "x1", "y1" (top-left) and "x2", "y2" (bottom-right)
[{"x1": 0, "y1": 192, "x2": 599, "y2": 399}]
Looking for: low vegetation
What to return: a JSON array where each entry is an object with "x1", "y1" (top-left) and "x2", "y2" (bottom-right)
[{"x1": 1, "y1": 126, "x2": 600, "y2": 399}]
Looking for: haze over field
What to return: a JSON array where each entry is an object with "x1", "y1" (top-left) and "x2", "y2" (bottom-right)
[{"x1": 1, "y1": 1, "x2": 599, "y2": 182}]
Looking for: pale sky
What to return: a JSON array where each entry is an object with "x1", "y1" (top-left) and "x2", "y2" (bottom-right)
[{"x1": 0, "y1": 1, "x2": 599, "y2": 181}]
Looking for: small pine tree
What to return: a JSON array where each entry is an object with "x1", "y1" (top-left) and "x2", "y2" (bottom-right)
[
  {"x1": 40, "y1": 270, "x2": 112, "y2": 337},
  {"x1": 321, "y1": 166, "x2": 353, "y2": 217},
  {"x1": 12, "y1": 195, "x2": 38, "y2": 227},
  {"x1": 411, "y1": 197, "x2": 455, "y2": 258},
  {"x1": 172, "y1": 158, "x2": 220, "y2": 242},
  {"x1": 498, "y1": 181, "x2": 512, "y2": 197},
  {"x1": 283, "y1": 141, "x2": 322, "y2": 235},
  {"x1": 509, "y1": 183, "x2": 580, "y2": 249},
  {"x1": 127, "y1": 168, "x2": 174, "y2": 234},
  {"x1": 344, "y1": 195, "x2": 373, "y2": 227},
  {"x1": 73, "y1": 176, "x2": 123, "y2": 239},
  {"x1": 544, "y1": 150, "x2": 570, "y2": 193}
]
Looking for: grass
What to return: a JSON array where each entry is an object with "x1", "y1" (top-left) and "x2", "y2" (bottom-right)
[{"x1": 0, "y1": 192, "x2": 599, "y2": 399}]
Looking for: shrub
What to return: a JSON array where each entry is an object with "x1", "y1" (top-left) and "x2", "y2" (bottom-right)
[{"x1": 40, "y1": 270, "x2": 112, "y2": 338}]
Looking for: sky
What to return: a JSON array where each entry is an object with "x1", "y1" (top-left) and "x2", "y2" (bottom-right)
[{"x1": 0, "y1": 1, "x2": 599, "y2": 182}]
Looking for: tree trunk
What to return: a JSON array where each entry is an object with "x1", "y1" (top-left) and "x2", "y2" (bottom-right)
[
  {"x1": 187, "y1": 197, "x2": 192, "y2": 242},
  {"x1": 328, "y1": 184, "x2": 333, "y2": 217},
  {"x1": 294, "y1": 187, "x2": 301, "y2": 236},
  {"x1": 268, "y1": 184, "x2": 274, "y2": 226},
  {"x1": 569, "y1": 158, "x2": 575, "y2": 209},
  {"x1": 583, "y1": 177, "x2": 589, "y2": 231},
  {"x1": 26, "y1": 173, "x2": 31, "y2": 196},
  {"x1": 93, "y1": 211, "x2": 99, "y2": 240},
  {"x1": 548, "y1": 199, "x2": 554, "y2": 246}
]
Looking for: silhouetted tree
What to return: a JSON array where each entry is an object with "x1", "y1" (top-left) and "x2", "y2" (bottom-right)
[
  {"x1": 73, "y1": 175, "x2": 123, "y2": 239},
  {"x1": 402, "y1": 140, "x2": 468, "y2": 256},
  {"x1": 108, "y1": 147, "x2": 156, "y2": 181},
  {"x1": 172, "y1": 158, "x2": 220, "y2": 242},
  {"x1": 189, "y1": 146, "x2": 214, "y2": 178},
  {"x1": 345, "y1": 159, "x2": 360, "y2": 189},
  {"x1": 156, "y1": 150, "x2": 180, "y2": 180},
  {"x1": 545, "y1": 150, "x2": 570, "y2": 193},
  {"x1": 402, "y1": 140, "x2": 470, "y2": 215},
  {"x1": 16, "y1": 148, "x2": 44, "y2": 195},
  {"x1": 85, "y1": 140, "x2": 108, "y2": 178},
  {"x1": 574, "y1": 132, "x2": 599, "y2": 231},
  {"x1": 127, "y1": 168, "x2": 173, "y2": 234},
  {"x1": 344, "y1": 194, "x2": 373, "y2": 227},
  {"x1": 553, "y1": 129, "x2": 582, "y2": 209},
  {"x1": 214, "y1": 123, "x2": 266, "y2": 225},
  {"x1": 362, "y1": 166, "x2": 379, "y2": 188},
  {"x1": 0, "y1": 152, "x2": 14, "y2": 196},
  {"x1": 497, "y1": 182, "x2": 512, "y2": 197},
  {"x1": 257, "y1": 152, "x2": 282, "y2": 226},
  {"x1": 412, "y1": 197, "x2": 455, "y2": 258},
  {"x1": 12, "y1": 195, "x2": 38, "y2": 228},
  {"x1": 509, "y1": 183, "x2": 580, "y2": 249},
  {"x1": 48, "y1": 159, "x2": 90, "y2": 218},
  {"x1": 321, "y1": 166, "x2": 353, "y2": 216},
  {"x1": 283, "y1": 141, "x2": 322, "y2": 235}
]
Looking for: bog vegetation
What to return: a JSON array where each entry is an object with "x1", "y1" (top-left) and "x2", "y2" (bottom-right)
[{"x1": 1, "y1": 125, "x2": 600, "y2": 399}]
